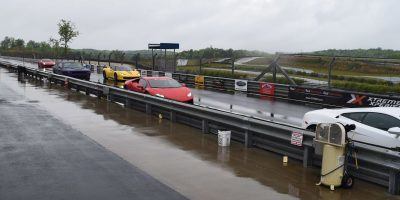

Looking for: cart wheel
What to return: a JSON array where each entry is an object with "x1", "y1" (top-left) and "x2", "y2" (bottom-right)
[{"x1": 342, "y1": 174, "x2": 354, "y2": 189}]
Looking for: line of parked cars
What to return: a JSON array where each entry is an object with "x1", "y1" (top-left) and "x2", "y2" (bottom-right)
[{"x1": 37, "y1": 59, "x2": 194, "y2": 103}]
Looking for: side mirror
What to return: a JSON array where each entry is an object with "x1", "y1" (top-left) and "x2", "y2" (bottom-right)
[
  {"x1": 388, "y1": 127, "x2": 400, "y2": 136},
  {"x1": 181, "y1": 83, "x2": 186, "y2": 87}
]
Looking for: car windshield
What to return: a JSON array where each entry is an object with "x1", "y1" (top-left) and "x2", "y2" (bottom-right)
[
  {"x1": 63, "y1": 62, "x2": 83, "y2": 69},
  {"x1": 43, "y1": 59, "x2": 52, "y2": 62},
  {"x1": 116, "y1": 66, "x2": 131, "y2": 71},
  {"x1": 148, "y1": 78, "x2": 182, "y2": 88}
]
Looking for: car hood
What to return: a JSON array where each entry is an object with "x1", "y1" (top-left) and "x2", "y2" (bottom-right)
[
  {"x1": 117, "y1": 71, "x2": 140, "y2": 77},
  {"x1": 62, "y1": 68, "x2": 90, "y2": 72},
  {"x1": 147, "y1": 87, "x2": 192, "y2": 101},
  {"x1": 305, "y1": 108, "x2": 343, "y2": 118}
]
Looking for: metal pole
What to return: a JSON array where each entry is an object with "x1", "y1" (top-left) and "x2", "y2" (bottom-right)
[
  {"x1": 173, "y1": 49, "x2": 176, "y2": 72},
  {"x1": 199, "y1": 57, "x2": 202, "y2": 73},
  {"x1": 97, "y1": 53, "x2": 101, "y2": 66},
  {"x1": 272, "y1": 63, "x2": 277, "y2": 83},
  {"x1": 231, "y1": 56, "x2": 235, "y2": 75},
  {"x1": 164, "y1": 49, "x2": 167, "y2": 71},
  {"x1": 135, "y1": 53, "x2": 139, "y2": 69},
  {"x1": 108, "y1": 52, "x2": 112, "y2": 66},
  {"x1": 152, "y1": 49, "x2": 154, "y2": 70},
  {"x1": 328, "y1": 57, "x2": 336, "y2": 89}
]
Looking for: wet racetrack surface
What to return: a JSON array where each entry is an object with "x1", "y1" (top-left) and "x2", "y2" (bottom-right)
[{"x1": 0, "y1": 63, "x2": 398, "y2": 199}]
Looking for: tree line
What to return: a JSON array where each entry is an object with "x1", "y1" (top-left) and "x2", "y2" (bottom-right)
[
  {"x1": 0, "y1": 19, "x2": 79, "y2": 58},
  {"x1": 178, "y1": 47, "x2": 271, "y2": 59},
  {"x1": 312, "y1": 48, "x2": 400, "y2": 59}
]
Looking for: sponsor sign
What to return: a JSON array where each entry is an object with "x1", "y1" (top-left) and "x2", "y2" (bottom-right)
[
  {"x1": 289, "y1": 86, "x2": 400, "y2": 107},
  {"x1": 259, "y1": 82, "x2": 275, "y2": 96},
  {"x1": 346, "y1": 94, "x2": 400, "y2": 107},
  {"x1": 195, "y1": 75, "x2": 205, "y2": 87},
  {"x1": 235, "y1": 79, "x2": 248, "y2": 92},
  {"x1": 165, "y1": 72, "x2": 172, "y2": 78},
  {"x1": 288, "y1": 86, "x2": 344, "y2": 105},
  {"x1": 290, "y1": 132, "x2": 303, "y2": 146},
  {"x1": 152, "y1": 71, "x2": 159, "y2": 77},
  {"x1": 212, "y1": 79, "x2": 225, "y2": 89},
  {"x1": 141, "y1": 70, "x2": 147, "y2": 77}
]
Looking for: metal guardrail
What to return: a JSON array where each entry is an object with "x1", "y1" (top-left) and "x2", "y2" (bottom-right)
[{"x1": 0, "y1": 61, "x2": 400, "y2": 195}]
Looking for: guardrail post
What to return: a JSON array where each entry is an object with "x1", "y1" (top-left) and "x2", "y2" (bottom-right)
[
  {"x1": 103, "y1": 87, "x2": 110, "y2": 100},
  {"x1": 170, "y1": 111, "x2": 176, "y2": 122},
  {"x1": 146, "y1": 104, "x2": 152, "y2": 115},
  {"x1": 389, "y1": 170, "x2": 400, "y2": 195},
  {"x1": 302, "y1": 146, "x2": 314, "y2": 168},
  {"x1": 244, "y1": 130, "x2": 253, "y2": 148},
  {"x1": 202, "y1": 119, "x2": 209, "y2": 134},
  {"x1": 17, "y1": 65, "x2": 25, "y2": 77}
]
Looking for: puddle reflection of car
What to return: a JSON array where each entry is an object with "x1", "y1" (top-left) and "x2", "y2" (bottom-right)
[
  {"x1": 302, "y1": 107, "x2": 400, "y2": 149},
  {"x1": 124, "y1": 77, "x2": 193, "y2": 103},
  {"x1": 38, "y1": 59, "x2": 55, "y2": 68},
  {"x1": 53, "y1": 61, "x2": 91, "y2": 81},
  {"x1": 103, "y1": 65, "x2": 140, "y2": 81}
]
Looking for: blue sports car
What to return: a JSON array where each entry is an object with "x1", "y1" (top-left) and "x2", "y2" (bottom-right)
[{"x1": 53, "y1": 61, "x2": 91, "y2": 81}]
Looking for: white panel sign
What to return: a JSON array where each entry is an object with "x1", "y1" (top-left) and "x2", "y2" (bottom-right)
[
  {"x1": 152, "y1": 71, "x2": 159, "y2": 77},
  {"x1": 234, "y1": 79, "x2": 248, "y2": 92},
  {"x1": 165, "y1": 72, "x2": 173, "y2": 78},
  {"x1": 141, "y1": 70, "x2": 147, "y2": 77}
]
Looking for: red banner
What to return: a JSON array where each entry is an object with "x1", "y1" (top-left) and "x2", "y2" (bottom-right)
[{"x1": 259, "y1": 82, "x2": 275, "y2": 96}]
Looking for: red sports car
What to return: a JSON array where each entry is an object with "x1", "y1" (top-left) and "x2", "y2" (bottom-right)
[
  {"x1": 124, "y1": 77, "x2": 193, "y2": 103},
  {"x1": 38, "y1": 59, "x2": 55, "y2": 68}
]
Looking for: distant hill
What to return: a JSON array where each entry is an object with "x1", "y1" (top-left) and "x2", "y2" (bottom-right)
[
  {"x1": 311, "y1": 48, "x2": 400, "y2": 59},
  {"x1": 178, "y1": 47, "x2": 272, "y2": 59}
]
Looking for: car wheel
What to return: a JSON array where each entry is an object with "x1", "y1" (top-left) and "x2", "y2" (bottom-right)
[
  {"x1": 103, "y1": 71, "x2": 107, "y2": 80},
  {"x1": 114, "y1": 73, "x2": 118, "y2": 82},
  {"x1": 341, "y1": 174, "x2": 354, "y2": 189}
]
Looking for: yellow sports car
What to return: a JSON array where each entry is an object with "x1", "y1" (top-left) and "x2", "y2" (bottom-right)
[{"x1": 103, "y1": 65, "x2": 140, "y2": 81}]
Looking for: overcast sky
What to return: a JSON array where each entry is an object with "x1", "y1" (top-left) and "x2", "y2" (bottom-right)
[{"x1": 1, "y1": 0, "x2": 399, "y2": 52}]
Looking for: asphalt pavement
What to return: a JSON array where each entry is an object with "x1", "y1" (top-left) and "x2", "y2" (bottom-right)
[{"x1": 0, "y1": 81, "x2": 186, "y2": 200}]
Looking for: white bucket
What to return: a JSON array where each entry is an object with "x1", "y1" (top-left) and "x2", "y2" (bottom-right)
[{"x1": 218, "y1": 130, "x2": 231, "y2": 147}]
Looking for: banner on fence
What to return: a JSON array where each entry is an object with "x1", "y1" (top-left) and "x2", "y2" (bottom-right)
[
  {"x1": 152, "y1": 71, "x2": 159, "y2": 77},
  {"x1": 288, "y1": 86, "x2": 400, "y2": 107},
  {"x1": 195, "y1": 75, "x2": 205, "y2": 87},
  {"x1": 235, "y1": 79, "x2": 248, "y2": 92},
  {"x1": 346, "y1": 94, "x2": 400, "y2": 107},
  {"x1": 141, "y1": 70, "x2": 147, "y2": 77},
  {"x1": 165, "y1": 72, "x2": 172, "y2": 78},
  {"x1": 259, "y1": 82, "x2": 275, "y2": 96},
  {"x1": 288, "y1": 86, "x2": 344, "y2": 105},
  {"x1": 212, "y1": 79, "x2": 225, "y2": 89}
]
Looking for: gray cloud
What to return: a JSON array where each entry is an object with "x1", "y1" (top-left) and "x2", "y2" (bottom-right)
[{"x1": 0, "y1": 0, "x2": 399, "y2": 52}]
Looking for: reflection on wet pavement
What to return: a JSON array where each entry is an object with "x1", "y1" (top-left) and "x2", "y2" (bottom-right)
[{"x1": 0, "y1": 67, "x2": 398, "y2": 200}]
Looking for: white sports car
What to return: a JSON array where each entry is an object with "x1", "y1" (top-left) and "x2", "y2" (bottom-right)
[{"x1": 302, "y1": 107, "x2": 400, "y2": 149}]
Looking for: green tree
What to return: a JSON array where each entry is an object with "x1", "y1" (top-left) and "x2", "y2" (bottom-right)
[
  {"x1": 1, "y1": 37, "x2": 14, "y2": 49},
  {"x1": 26, "y1": 40, "x2": 40, "y2": 49},
  {"x1": 13, "y1": 39, "x2": 25, "y2": 49},
  {"x1": 112, "y1": 50, "x2": 125, "y2": 63},
  {"x1": 58, "y1": 19, "x2": 79, "y2": 56}
]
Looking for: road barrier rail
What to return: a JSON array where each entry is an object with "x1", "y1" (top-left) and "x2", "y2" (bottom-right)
[{"x1": 1, "y1": 60, "x2": 400, "y2": 195}]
